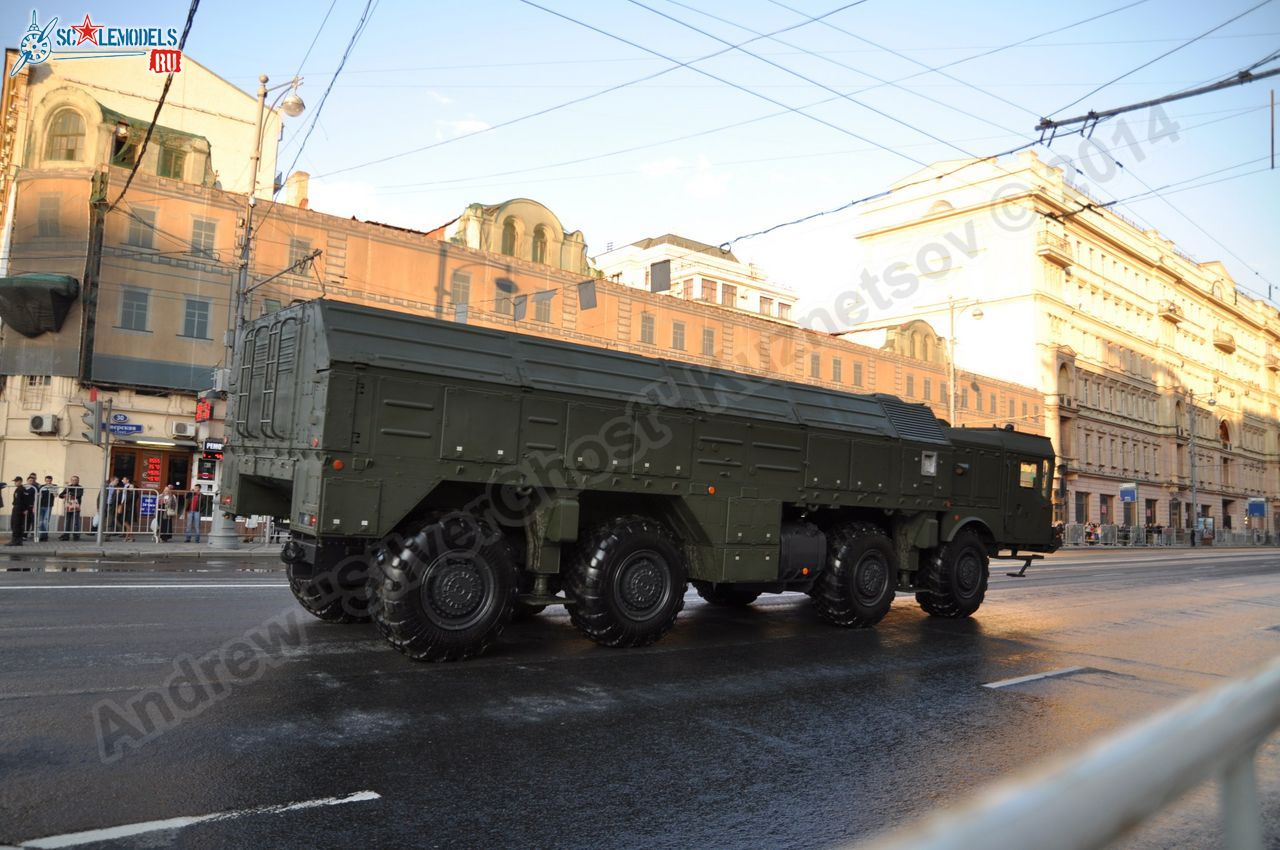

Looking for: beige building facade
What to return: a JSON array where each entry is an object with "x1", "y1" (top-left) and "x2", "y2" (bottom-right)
[{"x1": 854, "y1": 150, "x2": 1278, "y2": 533}]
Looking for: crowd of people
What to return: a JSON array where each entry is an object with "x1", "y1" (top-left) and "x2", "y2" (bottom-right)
[{"x1": 3, "y1": 475, "x2": 207, "y2": 547}]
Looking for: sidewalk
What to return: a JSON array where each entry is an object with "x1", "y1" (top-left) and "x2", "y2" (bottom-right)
[{"x1": 0, "y1": 538, "x2": 283, "y2": 559}]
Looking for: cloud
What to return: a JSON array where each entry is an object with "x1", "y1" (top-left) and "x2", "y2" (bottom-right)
[
  {"x1": 684, "y1": 155, "x2": 729, "y2": 200},
  {"x1": 425, "y1": 90, "x2": 453, "y2": 106},
  {"x1": 435, "y1": 116, "x2": 491, "y2": 139}
]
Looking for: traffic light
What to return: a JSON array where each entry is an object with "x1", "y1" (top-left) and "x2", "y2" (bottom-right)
[{"x1": 81, "y1": 400, "x2": 108, "y2": 445}]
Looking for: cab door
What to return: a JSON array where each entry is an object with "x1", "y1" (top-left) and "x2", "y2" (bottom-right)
[{"x1": 1008, "y1": 457, "x2": 1052, "y2": 544}]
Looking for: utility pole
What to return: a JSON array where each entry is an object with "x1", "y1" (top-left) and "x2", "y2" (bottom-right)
[{"x1": 1189, "y1": 390, "x2": 1197, "y2": 547}]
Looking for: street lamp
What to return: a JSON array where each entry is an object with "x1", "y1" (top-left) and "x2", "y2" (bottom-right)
[
  {"x1": 1187, "y1": 386, "x2": 1216, "y2": 547},
  {"x1": 946, "y1": 297, "x2": 983, "y2": 426},
  {"x1": 208, "y1": 74, "x2": 305, "y2": 551}
]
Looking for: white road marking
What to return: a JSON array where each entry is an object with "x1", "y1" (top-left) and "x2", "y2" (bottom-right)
[
  {"x1": 15, "y1": 791, "x2": 381, "y2": 848},
  {"x1": 1221, "y1": 582, "x2": 1247, "y2": 588},
  {"x1": 0, "y1": 583, "x2": 287, "y2": 590},
  {"x1": 983, "y1": 666, "x2": 1088, "y2": 689}
]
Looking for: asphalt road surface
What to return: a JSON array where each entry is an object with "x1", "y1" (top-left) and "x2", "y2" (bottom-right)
[{"x1": 2, "y1": 548, "x2": 1279, "y2": 849}]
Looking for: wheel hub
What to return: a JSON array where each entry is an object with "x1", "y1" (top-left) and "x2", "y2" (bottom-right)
[
  {"x1": 424, "y1": 556, "x2": 484, "y2": 620},
  {"x1": 955, "y1": 552, "x2": 981, "y2": 594},
  {"x1": 854, "y1": 553, "x2": 888, "y2": 603},
  {"x1": 617, "y1": 552, "x2": 667, "y2": 612}
]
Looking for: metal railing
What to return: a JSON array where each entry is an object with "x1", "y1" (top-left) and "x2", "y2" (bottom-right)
[
  {"x1": 856, "y1": 656, "x2": 1280, "y2": 850},
  {"x1": 1062, "y1": 523, "x2": 1276, "y2": 547}
]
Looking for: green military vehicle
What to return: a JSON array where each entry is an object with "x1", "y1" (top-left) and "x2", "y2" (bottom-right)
[{"x1": 224, "y1": 299, "x2": 1057, "y2": 661}]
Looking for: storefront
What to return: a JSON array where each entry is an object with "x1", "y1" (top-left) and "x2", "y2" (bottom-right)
[{"x1": 109, "y1": 442, "x2": 196, "y2": 489}]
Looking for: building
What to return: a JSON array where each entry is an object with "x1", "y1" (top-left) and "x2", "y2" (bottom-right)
[
  {"x1": 430, "y1": 198, "x2": 592, "y2": 276},
  {"x1": 852, "y1": 149, "x2": 1278, "y2": 533},
  {"x1": 595, "y1": 234, "x2": 797, "y2": 322}
]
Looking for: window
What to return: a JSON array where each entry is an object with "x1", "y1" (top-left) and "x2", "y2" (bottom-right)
[
  {"x1": 853, "y1": 363, "x2": 864, "y2": 386},
  {"x1": 158, "y1": 146, "x2": 186, "y2": 180},
  {"x1": 531, "y1": 225, "x2": 548, "y2": 264},
  {"x1": 941, "y1": 383, "x2": 948, "y2": 403},
  {"x1": 640, "y1": 313, "x2": 655, "y2": 344},
  {"x1": 44, "y1": 109, "x2": 85, "y2": 161},
  {"x1": 702, "y1": 328, "x2": 715, "y2": 356},
  {"x1": 960, "y1": 388, "x2": 969, "y2": 409},
  {"x1": 810, "y1": 353, "x2": 821, "y2": 378},
  {"x1": 501, "y1": 218, "x2": 518, "y2": 256},
  {"x1": 1008, "y1": 399, "x2": 1015, "y2": 418},
  {"x1": 494, "y1": 278, "x2": 516, "y2": 317},
  {"x1": 989, "y1": 393, "x2": 996, "y2": 413},
  {"x1": 119, "y1": 289, "x2": 149, "y2": 331},
  {"x1": 975, "y1": 391, "x2": 982, "y2": 412},
  {"x1": 451, "y1": 270, "x2": 471, "y2": 306},
  {"x1": 288, "y1": 238, "x2": 313, "y2": 274},
  {"x1": 1074, "y1": 491, "x2": 1088, "y2": 523},
  {"x1": 672, "y1": 321, "x2": 686, "y2": 351},
  {"x1": 906, "y1": 375, "x2": 915, "y2": 397},
  {"x1": 923, "y1": 378, "x2": 931, "y2": 400},
  {"x1": 1019, "y1": 461, "x2": 1038, "y2": 489},
  {"x1": 261, "y1": 299, "x2": 282, "y2": 316},
  {"x1": 720, "y1": 283, "x2": 737, "y2": 307},
  {"x1": 700, "y1": 279, "x2": 717, "y2": 301},
  {"x1": 25, "y1": 375, "x2": 51, "y2": 387},
  {"x1": 181, "y1": 298, "x2": 210, "y2": 339},
  {"x1": 1022, "y1": 401, "x2": 1029, "y2": 417},
  {"x1": 534, "y1": 292, "x2": 553, "y2": 323},
  {"x1": 190, "y1": 217, "x2": 217, "y2": 258},
  {"x1": 777, "y1": 303, "x2": 791, "y2": 320},
  {"x1": 126, "y1": 208, "x2": 156, "y2": 249},
  {"x1": 37, "y1": 196, "x2": 59, "y2": 237},
  {"x1": 759, "y1": 296, "x2": 773, "y2": 316},
  {"x1": 832, "y1": 358, "x2": 843, "y2": 383}
]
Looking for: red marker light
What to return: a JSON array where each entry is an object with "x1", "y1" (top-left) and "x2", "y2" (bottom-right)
[
  {"x1": 332, "y1": 459, "x2": 345, "y2": 471},
  {"x1": 707, "y1": 486, "x2": 716, "y2": 495},
  {"x1": 311, "y1": 437, "x2": 320, "y2": 448}
]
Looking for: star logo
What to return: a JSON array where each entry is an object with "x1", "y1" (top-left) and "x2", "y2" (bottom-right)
[{"x1": 70, "y1": 13, "x2": 102, "y2": 46}]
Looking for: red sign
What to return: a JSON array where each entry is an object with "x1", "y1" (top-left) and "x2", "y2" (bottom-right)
[
  {"x1": 144, "y1": 455, "x2": 163, "y2": 486},
  {"x1": 149, "y1": 49, "x2": 182, "y2": 73},
  {"x1": 195, "y1": 399, "x2": 213, "y2": 422}
]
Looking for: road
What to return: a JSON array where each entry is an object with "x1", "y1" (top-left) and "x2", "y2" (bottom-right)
[{"x1": 1, "y1": 548, "x2": 1278, "y2": 849}]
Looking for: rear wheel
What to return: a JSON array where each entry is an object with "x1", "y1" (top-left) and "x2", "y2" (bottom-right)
[
  {"x1": 694, "y1": 583, "x2": 760, "y2": 607},
  {"x1": 916, "y1": 529, "x2": 989, "y2": 618},
  {"x1": 811, "y1": 522, "x2": 896, "y2": 628},
  {"x1": 566, "y1": 516, "x2": 687, "y2": 648},
  {"x1": 370, "y1": 514, "x2": 517, "y2": 661}
]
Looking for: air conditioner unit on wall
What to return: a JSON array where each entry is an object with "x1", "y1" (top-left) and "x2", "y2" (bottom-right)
[
  {"x1": 29, "y1": 414, "x2": 59, "y2": 435},
  {"x1": 172, "y1": 422, "x2": 197, "y2": 438}
]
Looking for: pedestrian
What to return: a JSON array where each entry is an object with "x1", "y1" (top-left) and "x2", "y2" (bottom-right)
[
  {"x1": 158, "y1": 486, "x2": 177, "y2": 542},
  {"x1": 105, "y1": 476, "x2": 121, "y2": 533},
  {"x1": 120, "y1": 477, "x2": 136, "y2": 542},
  {"x1": 183, "y1": 487, "x2": 202, "y2": 543},
  {"x1": 7, "y1": 476, "x2": 31, "y2": 546},
  {"x1": 37, "y1": 475, "x2": 56, "y2": 542},
  {"x1": 23, "y1": 474, "x2": 37, "y2": 535},
  {"x1": 58, "y1": 475, "x2": 84, "y2": 541}
]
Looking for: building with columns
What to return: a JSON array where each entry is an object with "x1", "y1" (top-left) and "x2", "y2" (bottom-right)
[{"x1": 851, "y1": 150, "x2": 1277, "y2": 533}]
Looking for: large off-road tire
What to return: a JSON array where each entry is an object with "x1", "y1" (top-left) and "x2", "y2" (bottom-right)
[
  {"x1": 370, "y1": 514, "x2": 517, "y2": 661},
  {"x1": 565, "y1": 515, "x2": 687, "y2": 648},
  {"x1": 288, "y1": 563, "x2": 371, "y2": 624},
  {"x1": 811, "y1": 522, "x2": 896, "y2": 628},
  {"x1": 916, "y1": 529, "x2": 989, "y2": 618},
  {"x1": 694, "y1": 582, "x2": 761, "y2": 607}
]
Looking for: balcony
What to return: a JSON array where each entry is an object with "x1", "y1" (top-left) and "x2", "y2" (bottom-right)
[
  {"x1": 1213, "y1": 329, "x2": 1236, "y2": 353},
  {"x1": 1267, "y1": 352, "x2": 1280, "y2": 371},
  {"x1": 1036, "y1": 231, "x2": 1072, "y2": 267},
  {"x1": 1158, "y1": 300, "x2": 1184, "y2": 323},
  {"x1": 1053, "y1": 393, "x2": 1076, "y2": 417}
]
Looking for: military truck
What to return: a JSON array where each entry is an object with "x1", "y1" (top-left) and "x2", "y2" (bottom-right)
[{"x1": 224, "y1": 299, "x2": 1057, "y2": 661}]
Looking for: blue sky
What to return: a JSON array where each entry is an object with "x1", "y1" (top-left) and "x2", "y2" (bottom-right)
[{"x1": 28, "y1": 0, "x2": 1280, "y2": 314}]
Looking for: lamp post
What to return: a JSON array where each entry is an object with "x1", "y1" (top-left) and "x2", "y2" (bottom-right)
[
  {"x1": 208, "y1": 74, "x2": 304, "y2": 551},
  {"x1": 946, "y1": 297, "x2": 984, "y2": 426}
]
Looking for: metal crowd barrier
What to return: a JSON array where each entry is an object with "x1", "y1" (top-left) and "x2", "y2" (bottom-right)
[
  {"x1": 1062, "y1": 522, "x2": 1275, "y2": 548},
  {"x1": 856, "y1": 656, "x2": 1280, "y2": 850}
]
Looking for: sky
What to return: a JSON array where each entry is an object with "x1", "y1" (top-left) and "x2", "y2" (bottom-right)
[{"x1": 33, "y1": 0, "x2": 1280, "y2": 319}]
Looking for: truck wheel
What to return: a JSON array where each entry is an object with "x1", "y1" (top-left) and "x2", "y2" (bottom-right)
[
  {"x1": 566, "y1": 516, "x2": 687, "y2": 648},
  {"x1": 288, "y1": 563, "x2": 371, "y2": 624},
  {"x1": 694, "y1": 583, "x2": 760, "y2": 607},
  {"x1": 371, "y1": 514, "x2": 517, "y2": 661},
  {"x1": 916, "y1": 530, "x2": 988, "y2": 618},
  {"x1": 811, "y1": 522, "x2": 896, "y2": 628}
]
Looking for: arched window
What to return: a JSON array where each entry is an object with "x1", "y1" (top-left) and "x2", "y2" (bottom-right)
[
  {"x1": 531, "y1": 225, "x2": 548, "y2": 264},
  {"x1": 1219, "y1": 420, "x2": 1231, "y2": 445},
  {"x1": 500, "y1": 218, "x2": 518, "y2": 257},
  {"x1": 44, "y1": 108, "x2": 86, "y2": 161}
]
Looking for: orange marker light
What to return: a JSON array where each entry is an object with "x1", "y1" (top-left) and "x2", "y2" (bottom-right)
[
  {"x1": 707, "y1": 485, "x2": 716, "y2": 495},
  {"x1": 332, "y1": 459, "x2": 345, "y2": 471},
  {"x1": 801, "y1": 567, "x2": 810, "y2": 576}
]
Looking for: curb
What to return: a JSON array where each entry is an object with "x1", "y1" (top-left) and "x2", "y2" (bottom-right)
[{"x1": 0, "y1": 547, "x2": 282, "y2": 560}]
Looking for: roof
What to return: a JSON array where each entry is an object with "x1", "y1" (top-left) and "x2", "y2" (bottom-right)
[{"x1": 630, "y1": 234, "x2": 739, "y2": 264}]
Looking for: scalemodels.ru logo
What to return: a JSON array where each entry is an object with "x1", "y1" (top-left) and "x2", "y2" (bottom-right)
[{"x1": 10, "y1": 9, "x2": 183, "y2": 77}]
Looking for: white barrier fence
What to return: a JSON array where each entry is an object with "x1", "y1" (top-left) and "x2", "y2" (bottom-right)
[
  {"x1": 856, "y1": 656, "x2": 1280, "y2": 850},
  {"x1": 1063, "y1": 522, "x2": 1275, "y2": 547},
  {"x1": 2, "y1": 485, "x2": 282, "y2": 544}
]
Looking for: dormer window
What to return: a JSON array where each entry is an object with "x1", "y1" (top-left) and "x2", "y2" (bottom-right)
[
  {"x1": 44, "y1": 108, "x2": 85, "y2": 161},
  {"x1": 158, "y1": 146, "x2": 186, "y2": 179}
]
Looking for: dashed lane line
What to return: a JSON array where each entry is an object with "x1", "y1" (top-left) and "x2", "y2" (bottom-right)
[{"x1": 983, "y1": 666, "x2": 1088, "y2": 689}]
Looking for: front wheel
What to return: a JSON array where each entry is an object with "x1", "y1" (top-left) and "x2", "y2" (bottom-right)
[
  {"x1": 566, "y1": 516, "x2": 687, "y2": 648},
  {"x1": 916, "y1": 530, "x2": 989, "y2": 618},
  {"x1": 370, "y1": 514, "x2": 517, "y2": 661},
  {"x1": 811, "y1": 522, "x2": 896, "y2": 628}
]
